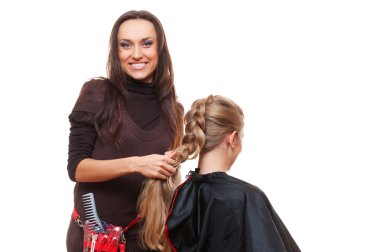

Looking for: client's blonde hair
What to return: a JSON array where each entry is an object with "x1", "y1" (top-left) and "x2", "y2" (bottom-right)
[{"x1": 137, "y1": 95, "x2": 244, "y2": 251}]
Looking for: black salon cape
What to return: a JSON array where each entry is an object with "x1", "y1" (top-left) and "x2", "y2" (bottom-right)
[{"x1": 165, "y1": 171, "x2": 300, "y2": 252}]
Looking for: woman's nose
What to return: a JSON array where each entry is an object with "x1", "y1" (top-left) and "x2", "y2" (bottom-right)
[{"x1": 132, "y1": 46, "x2": 142, "y2": 59}]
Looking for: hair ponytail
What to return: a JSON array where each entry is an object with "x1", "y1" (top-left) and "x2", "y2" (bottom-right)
[
  {"x1": 137, "y1": 174, "x2": 179, "y2": 251},
  {"x1": 136, "y1": 98, "x2": 209, "y2": 251}
]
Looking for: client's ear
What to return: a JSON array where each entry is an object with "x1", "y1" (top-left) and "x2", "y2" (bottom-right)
[{"x1": 227, "y1": 131, "x2": 239, "y2": 148}]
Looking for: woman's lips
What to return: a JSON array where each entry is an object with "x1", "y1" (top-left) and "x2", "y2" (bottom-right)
[{"x1": 129, "y1": 62, "x2": 147, "y2": 69}]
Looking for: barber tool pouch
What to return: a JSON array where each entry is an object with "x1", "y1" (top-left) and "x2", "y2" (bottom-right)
[
  {"x1": 72, "y1": 192, "x2": 141, "y2": 252},
  {"x1": 83, "y1": 220, "x2": 123, "y2": 252},
  {"x1": 83, "y1": 217, "x2": 141, "y2": 252},
  {"x1": 76, "y1": 214, "x2": 141, "y2": 252}
]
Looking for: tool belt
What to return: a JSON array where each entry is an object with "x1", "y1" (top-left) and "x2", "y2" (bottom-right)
[{"x1": 73, "y1": 208, "x2": 141, "y2": 252}]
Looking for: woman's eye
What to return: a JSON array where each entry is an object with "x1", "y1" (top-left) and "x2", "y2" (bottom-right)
[
  {"x1": 143, "y1": 40, "x2": 153, "y2": 47},
  {"x1": 120, "y1": 41, "x2": 131, "y2": 48}
]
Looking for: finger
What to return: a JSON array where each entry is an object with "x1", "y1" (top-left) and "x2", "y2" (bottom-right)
[
  {"x1": 164, "y1": 150, "x2": 176, "y2": 159},
  {"x1": 162, "y1": 164, "x2": 177, "y2": 175},
  {"x1": 156, "y1": 174, "x2": 167, "y2": 180},
  {"x1": 147, "y1": 169, "x2": 166, "y2": 180},
  {"x1": 160, "y1": 169, "x2": 173, "y2": 178},
  {"x1": 164, "y1": 155, "x2": 177, "y2": 165},
  {"x1": 164, "y1": 150, "x2": 175, "y2": 155}
]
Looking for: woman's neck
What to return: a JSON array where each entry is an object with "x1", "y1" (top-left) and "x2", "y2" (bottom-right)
[{"x1": 197, "y1": 146, "x2": 230, "y2": 174}]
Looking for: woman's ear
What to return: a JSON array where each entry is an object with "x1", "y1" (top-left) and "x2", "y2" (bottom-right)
[{"x1": 227, "y1": 131, "x2": 238, "y2": 148}]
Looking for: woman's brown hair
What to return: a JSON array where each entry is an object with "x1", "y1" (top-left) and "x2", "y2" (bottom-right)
[
  {"x1": 95, "y1": 10, "x2": 183, "y2": 150},
  {"x1": 100, "y1": 10, "x2": 184, "y2": 251}
]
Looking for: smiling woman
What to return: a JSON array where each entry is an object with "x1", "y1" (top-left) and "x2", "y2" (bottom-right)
[
  {"x1": 65, "y1": 10, "x2": 184, "y2": 252},
  {"x1": 118, "y1": 19, "x2": 159, "y2": 83}
]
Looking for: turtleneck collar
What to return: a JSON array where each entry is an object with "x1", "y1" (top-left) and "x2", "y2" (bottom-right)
[{"x1": 125, "y1": 78, "x2": 156, "y2": 95}]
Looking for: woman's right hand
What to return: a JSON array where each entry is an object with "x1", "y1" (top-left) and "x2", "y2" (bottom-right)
[
  {"x1": 75, "y1": 151, "x2": 178, "y2": 182},
  {"x1": 134, "y1": 151, "x2": 177, "y2": 180}
]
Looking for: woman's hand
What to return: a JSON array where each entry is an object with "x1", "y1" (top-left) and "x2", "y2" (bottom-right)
[
  {"x1": 75, "y1": 151, "x2": 178, "y2": 182},
  {"x1": 134, "y1": 151, "x2": 177, "y2": 180}
]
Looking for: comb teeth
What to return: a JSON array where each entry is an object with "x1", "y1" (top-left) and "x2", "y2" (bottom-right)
[{"x1": 82, "y1": 193, "x2": 104, "y2": 232}]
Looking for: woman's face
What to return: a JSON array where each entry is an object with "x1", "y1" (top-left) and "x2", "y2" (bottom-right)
[{"x1": 117, "y1": 19, "x2": 158, "y2": 83}]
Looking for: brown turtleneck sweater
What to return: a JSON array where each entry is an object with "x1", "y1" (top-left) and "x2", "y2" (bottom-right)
[{"x1": 66, "y1": 78, "x2": 172, "y2": 252}]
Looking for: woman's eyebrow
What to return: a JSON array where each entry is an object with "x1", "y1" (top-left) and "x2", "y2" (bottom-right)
[{"x1": 119, "y1": 37, "x2": 156, "y2": 42}]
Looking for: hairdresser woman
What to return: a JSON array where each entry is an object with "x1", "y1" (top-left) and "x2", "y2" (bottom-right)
[{"x1": 66, "y1": 10, "x2": 183, "y2": 251}]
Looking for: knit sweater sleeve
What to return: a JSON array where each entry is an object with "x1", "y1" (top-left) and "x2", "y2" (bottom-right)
[{"x1": 67, "y1": 79, "x2": 107, "y2": 181}]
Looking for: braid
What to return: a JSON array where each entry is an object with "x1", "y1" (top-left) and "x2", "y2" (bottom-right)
[
  {"x1": 175, "y1": 95, "x2": 244, "y2": 167},
  {"x1": 175, "y1": 97, "x2": 212, "y2": 165}
]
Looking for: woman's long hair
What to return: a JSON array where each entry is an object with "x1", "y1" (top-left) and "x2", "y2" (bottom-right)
[
  {"x1": 138, "y1": 95, "x2": 244, "y2": 251},
  {"x1": 100, "y1": 10, "x2": 184, "y2": 251},
  {"x1": 94, "y1": 10, "x2": 183, "y2": 150}
]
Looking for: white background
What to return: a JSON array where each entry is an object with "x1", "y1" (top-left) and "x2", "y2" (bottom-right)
[{"x1": 1, "y1": 1, "x2": 379, "y2": 251}]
